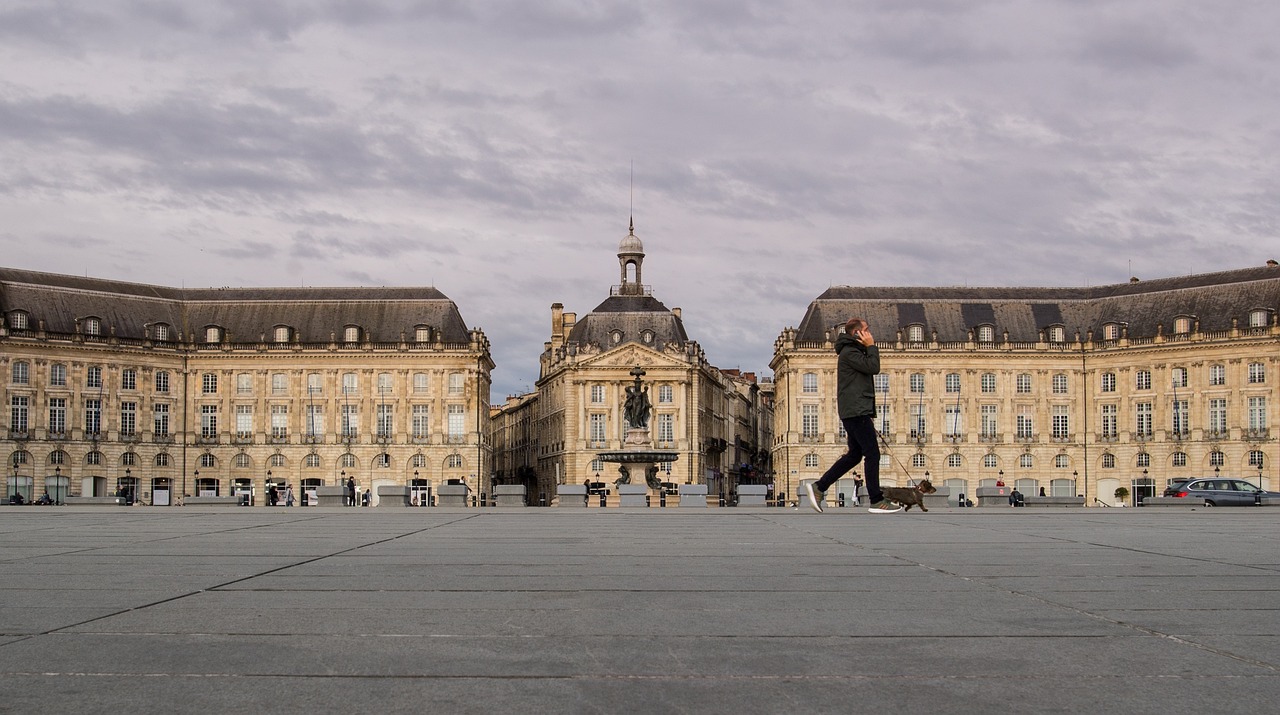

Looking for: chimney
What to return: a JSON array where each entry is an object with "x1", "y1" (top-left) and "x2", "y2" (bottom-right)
[
  {"x1": 551, "y1": 303, "x2": 564, "y2": 348},
  {"x1": 672, "y1": 307, "x2": 681, "y2": 319}
]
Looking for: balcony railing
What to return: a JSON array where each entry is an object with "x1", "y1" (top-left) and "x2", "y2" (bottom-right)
[
  {"x1": 1245, "y1": 428, "x2": 1270, "y2": 440},
  {"x1": 978, "y1": 432, "x2": 1001, "y2": 443}
]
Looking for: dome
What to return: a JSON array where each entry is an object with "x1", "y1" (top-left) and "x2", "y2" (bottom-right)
[{"x1": 618, "y1": 224, "x2": 644, "y2": 255}]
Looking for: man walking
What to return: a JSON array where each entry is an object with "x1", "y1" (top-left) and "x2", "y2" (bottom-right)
[{"x1": 805, "y1": 317, "x2": 901, "y2": 514}]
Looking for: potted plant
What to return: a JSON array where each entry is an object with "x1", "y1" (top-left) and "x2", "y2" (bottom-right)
[{"x1": 1114, "y1": 486, "x2": 1130, "y2": 505}]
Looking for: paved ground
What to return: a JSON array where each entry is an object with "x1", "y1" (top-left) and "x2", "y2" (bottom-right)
[{"x1": 0, "y1": 506, "x2": 1277, "y2": 714}]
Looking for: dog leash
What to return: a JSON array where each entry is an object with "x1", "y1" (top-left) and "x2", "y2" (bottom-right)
[{"x1": 876, "y1": 429, "x2": 919, "y2": 488}]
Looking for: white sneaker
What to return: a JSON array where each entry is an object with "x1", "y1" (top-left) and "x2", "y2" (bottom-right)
[{"x1": 804, "y1": 483, "x2": 824, "y2": 513}]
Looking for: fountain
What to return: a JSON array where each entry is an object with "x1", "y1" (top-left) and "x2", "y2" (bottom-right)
[{"x1": 596, "y1": 366, "x2": 679, "y2": 505}]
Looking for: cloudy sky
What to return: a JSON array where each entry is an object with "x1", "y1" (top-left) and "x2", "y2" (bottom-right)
[{"x1": 2, "y1": 0, "x2": 1277, "y2": 398}]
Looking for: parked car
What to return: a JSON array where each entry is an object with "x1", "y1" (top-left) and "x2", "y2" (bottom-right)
[{"x1": 1165, "y1": 478, "x2": 1280, "y2": 506}]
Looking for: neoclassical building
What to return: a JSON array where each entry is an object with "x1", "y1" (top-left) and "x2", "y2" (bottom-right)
[
  {"x1": 770, "y1": 263, "x2": 1280, "y2": 506},
  {"x1": 1, "y1": 268, "x2": 493, "y2": 505},
  {"x1": 492, "y1": 222, "x2": 773, "y2": 502}
]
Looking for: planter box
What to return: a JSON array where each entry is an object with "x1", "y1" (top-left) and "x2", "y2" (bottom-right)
[
  {"x1": 493, "y1": 484, "x2": 527, "y2": 507},
  {"x1": 678, "y1": 484, "x2": 707, "y2": 508}
]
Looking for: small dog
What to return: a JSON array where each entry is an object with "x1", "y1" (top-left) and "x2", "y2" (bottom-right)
[{"x1": 880, "y1": 479, "x2": 937, "y2": 512}]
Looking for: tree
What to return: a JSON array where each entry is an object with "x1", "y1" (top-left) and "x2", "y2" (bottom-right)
[{"x1": 1114, "y1": 486, "x2": 1130, "y2": 503}]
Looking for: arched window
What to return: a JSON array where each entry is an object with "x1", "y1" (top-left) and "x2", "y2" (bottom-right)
[
  {"x1": 340, "y1": 453, "x2": 357, "y2": 469},
  {"x1": 1208, "y1": 450, "x2": 1224, "y2": 467},
  {"x1": 1248, "y1": 450, "x2": 1265, "y2": 468},
  {"x1": 304, "y1": 453, "x2": 322, "y2": 469},
  {"x1": 199, "y1": 454, "x2": 217, "y2": 468},
  {"x1": 344, "y1": 326, "x2": 361, "y2": 343},
  {"x1": 375, "y1": 453, "x2": 391, "y2": 469},
  {"x1": 1102, "y1": 323, "x2": 1120, "y2": 340},
  {"x1": 911, "y1": 453, "x2": 926, "y2": 469},
  {"x1": 153, "y1": 323, "x2": 171, "y2": 342},
  {"x1": 48, "y1": 450, "x2": 67, "y2": 465},
  {"x1": 982, "y1": 454, "x2": 998, "y2": 469},
  {"x1": 273, "y1": 326, "x2": 291, "y2": 343},
  {"x1": 8, "y1": 310, "x2": 30, "y2": 330},
  {"x1": 83, "y1": 316, "x2": 102, "y2": 336},
  {"x1": 803, "y1": 453, "x2": 819, "y2": 468},
  {"x1": 155, "y1": 453, "x2": 170, "y2": 467},
  {"x1": 269, "y1": 454, "x2": 286, "y2": 468},
  {"x1": 205, "y1": 326, "x2": 222, "y2": 343},
  {"x1": 907, "y1": 324, "x2": 925, "y2": 343},
  {"x1": 410, "y1": 454, "x2": 427, "y2": 469},
  {"x1": 121, "y1": 452, "x2": 137, "y2": 467},
  {"x1": 445, "y1": 454, "x2": 464, "y2": 469},
  {"x1": 1101, "y1": 453, "x2": 1115, "y2": 469},
  {"x1": 1136, "y1": 452, "x2": 1150, "y2": 468},
  {"x1": 1019, "y1": 454, "x2": 1034, "y2": 469},
  {"x1": 85, "y1": 451, "x2": 102, "y2": 465},
  {"x1": 233, "y1": 453, "x2": 251, "y2": 469},
  {"x1": 976, "y1": 325, "x2": 995, "y2": 343},
  {"x1": 1054, "y1": 454, "x2": 1069, "y2": 469},
  {"x1": 1171, "y1": 452, "x2": 1187, "y2": 467},
  {"x1": 947, "y1": 453, "x2": 962, "y2": 468},
  {"x1": 1173, "y1": 316, "x2": 1192, "y2": 334}
]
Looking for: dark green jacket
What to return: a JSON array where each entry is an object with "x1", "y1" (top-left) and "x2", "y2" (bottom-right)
[{"x1": 834, "y1": 332, "x2": 880, "y2": 419}]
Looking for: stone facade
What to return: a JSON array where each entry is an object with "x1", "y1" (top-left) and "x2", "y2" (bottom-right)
[
  {"x1": 1, "y1": 269, "x2": 493, "y2": 505},
  {"x1": 770, "y1": 264, "x2": 1280, "y2": 506}
]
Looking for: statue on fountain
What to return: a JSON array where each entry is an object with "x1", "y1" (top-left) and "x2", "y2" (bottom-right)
[{"x1": 623, "y1": 366, "x2": 651, "y2": 429}]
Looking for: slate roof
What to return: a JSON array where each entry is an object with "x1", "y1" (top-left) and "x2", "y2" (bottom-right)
[
  {"x1": 0, "y1": 268, "x2": 474, "y2": 343},
  {"x1": 794, "y1": 265, "x2": 1280, "y2": 343},
  {"x1": 566, "y1": 294, "x2": 690, "y2": 348}
]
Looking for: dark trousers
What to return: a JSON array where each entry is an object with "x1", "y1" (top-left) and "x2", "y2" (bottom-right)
[{"x1": 815, "y1": 415, "x2": 883, "y2": 504}]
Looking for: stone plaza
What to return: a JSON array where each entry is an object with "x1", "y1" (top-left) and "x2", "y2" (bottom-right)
[{"x1": 1, "y1": 506, "x2": 1278, "y2": 714}]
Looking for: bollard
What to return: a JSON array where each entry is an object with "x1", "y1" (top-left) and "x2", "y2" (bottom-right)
[
  {"x1": 660, "y1": 492, "x2": 666, "y2": 507},
  {"x1": 838, "y1": 492, "x2": 846, "y2": 508},
  {"x1": 539, "y1": 492, "x2": 546, "y2": 507},
  {"x1": 600, "y1": 492, "x2": 606, "y2": 508}
]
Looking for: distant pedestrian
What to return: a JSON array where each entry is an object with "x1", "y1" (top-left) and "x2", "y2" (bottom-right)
[
  {"x1": 285, "y1": 485, "x2": 295, "y2": 507},
  {"x1": 346, "y1": 476, "x2": 356, "y2": 506}
]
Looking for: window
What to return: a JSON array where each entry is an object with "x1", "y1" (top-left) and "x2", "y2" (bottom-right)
[
  {"x1": 307, "y1": 373, "x2": 322, "y2": 395},
  {"x1": 83, "y1": 317, "x2": 101, "y2": 336},
  {"x1": 121, "y1": 368, "x2": 137, "y2": 391},
  {"x1": 912, "y1": 453, "x2": 926, "y2": 469},
  {"x1": 803, "y1": 453, "x2": 820, "y2": 468},
  {"x1": 205, "y1": 326, "x2": 221, "y2": 343},
  {"x1": 976, "y1": 325, "x2": 995, "y2": 343},
  {"x1": 121, "y1": 452, "x2": 137, "y2": 467},
  {"x1": 1137, "y1": 452, "x2": 1150, "y2": 468},
  {"x1": 1016, "y1": 406, "x2": 1033, "y2": 439},
  {"x1": 1019, "y1": 454, "x2": 1033, "y2": 469},
  {"x1": 1171, "y1": 367, "x2": 1188, "y2": 388},
  {"x1": 374, "y1": 453, "x2": 390, "y2": 469},
  {"x1": 1248, "y1": 362, "x2": 1266, "y2": 384},
  {"x1": 801, "y1": 404, "x2": 819, "y2": 439},
  {"x1": 1052, "y1": 374, "x2": 1068, "y2": 394},
  {"x1": 412, "y1": 405, "x2": 430, "y2": 439},
  {"x1": 86, "y1": 366, "x2": 102, "y2": 389},
  {"x1": 944, "y1": 405, "x2": 962, "y2": 437},
  {"x1": 84, "y1": 399, "x2": 102, "y2": 434},
  {"x1": 237, "y1": 373, "x2": 252, "y2": 394},
  {"x1": 50, "y1": 363, "x2": 66, "y2": 387},
  {"x1": 342, "y1": 404, "x2": 359, "y2": 437},
  {"x1": 343, "y1": 326, "x2": 360, "y2": 343},
  {"x1": 306, "y1": 405, "x2": 324, "y2": 437},
  {"x1": 657, "y1": 413, "x2": 674, "y2": 442},
  {"x1": 1102, "y1": 323, "x2": 1120, "y2": 340},
  {"x1": 49, "y1": 450, "x2": 67, "y2": 466},
  {"x1": 876, "y1": 404, "x2": 890, "y2": 434},
  {"x1": 802, "y1": 373, "x2": 819, "y2": 394},
  {"x1": 1248, "y1": 396, "x2": 1268, "y2": 431},
  {"x1": 156, "y1": 453, "x2": 171, "y2": 467},
  {"x1": 236, "y1": 405, "x2": 253, "y2": 437},
  {"x1": 377, "y1": 373, "x2": 393, "y2": 394},
  {"x1": 907, "y1": 325, "x2": 924, "y2": 343},
  {"x1": 909, "y1": 373, "x2": 924, "y2": 393},
  {"x1": 1249, "y1": 450, "x2": 1265, "y2": 468},
  {"x1": 909, "y1": 403, "x2": 926, "y2": 439},
  {"x1": 340, "y1": 453, "x2": 357, "y2": 469},
  {"x1": 448, "y1": 373, "x2": 465, "y2": 395},
  {"x1": 120, "y1": 401, "x2": 137, "y2": 436},
  {"x1": 274, "y1": 326, "x2": 291, "y2": 343},
  {"x1": 271, "y1": 405, "x2": 288, "y2": 439},
  {"x1": 11, "y1": 361, "x2": 29, "y2": 385},
  {"x1": 272, "y1": 373, "x2": 288, "y2": 394},
  {"x1": 1100, "y1": 404, "x2": 1117, "y2": 439},
  {"x1": 1250, "y1": 310, "x2": 1270, "y2": 328},
  {"x1": 48, "y1": 398, "x2": 67, "y2": 433},
  {"x1": 874, "y1": 374, "x2": 889, "y2": 394},
  {"x1": 1208, "y1": 399, "x2": 1227, "y2": 435},
  {"x1": 1171, "y1": 399, "x2": 1189, "y2": 436},
  {"x1": 413, "y1": 373, "x2": 429, "y2": 393},
  {"x1": 1209, "y1": 364, "x2": 1225, "y2": 386},
  {"x1": 1172, "y1": 452, "x2": 1187, "y2": 467},
  {"x1": 1102, "y1": 453, "x2": 1116, "y2": 469},
  {"x1": 1209, "y1": 450, "x2": 1224, "y2": 467},
  {"x1": 199, "y1": 453, "x2": 216, "y2": 468},
  {"x1": 1016, "y1": 374, "x2": 1031, "y2": 394},
  {"x1": 1051, "y1": 405, "x2": 1069, "y2": 439},
  {"x1": 155, "y1": 371, "x2": 170, "y2": 393},
  {"x1": 342, "y1": 373, "x2": 358, "y2": 395},
  {"x1": 980, "y1": 373, "x2": 995, "y2": 393},
  {"x1": 591, "y1": 385, "x2": 605, "y2": 403},
  {"x1": 947, "y1": 453, "x2": 962, "y2": 468},
  {"x1": 305, "y1": 453, "x2": 322, "y2": 468},
  {"x1": 445, "y1": 454, "x2": 464, "y2": 469},
  {"x1": 1136, "y1": 402, "x2": 1152, "y2": 437},
  {"x1": 377, "y1": 404, "x2": 393, "y2": 438},
  {"x1": 658, "y1": 385, "x2": 673, "y2": 403},
  {"x1": 8, "y1": 311, "x2": 29, "y2": 330},
  {"x1": 270, "y1": 454, "x2": 287, "y2": 468},
  {"x1": 1100, "y1": 372, "x2": 1116, "y2": 393},
  {"x1": 447, "y1": 404, "x2": 465, "y2": 440},
  {"x1": 945, "y1": 373, "x2": 960, "y2": 393},
  {"x1": 1173, "y1": 317, "x2": 1192, "y2": 334},
  {"x1": 1054, "y1": 454, "x2": 1069, "y2": 469},
  {"x1": 1048, "y1": 326, "x2": 1065, "y2": 343},
  {"x1": 983, "y1": 454, "x2": 998, "y2": 469},
  {"x1": 10, "y1": 396, "x2": 29, "y2": 432},
  {"x1": 153, "y1": 404, "x2": 170, "y2": 437},
  {"x1": 415, "y1": 325, "x2": 431, "y2": 343},
  {"x1": 202, "y1": 373, "x2": 218, "y2": 394},
  {"x1": 200, "y1": 405, "x2": 217, "y2": 438},
  {"x1": 589, "y1": 413, "x2": 606, "y2": 443},
  {"x1": 234, "y1": 453, "x2": 251, "y2": 469},
  {"x1": 1136, "y1": 370, "x2": 1151, "y2": 391},
  {"x1": 153, "y1": 323, "x2": 170, "y2": 341},
  {"x1": 980, "y1": 405, "x2": 997, "y2": 438}
]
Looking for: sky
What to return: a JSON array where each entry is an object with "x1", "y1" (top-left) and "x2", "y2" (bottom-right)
[{"x1": 2, "y1": 0, "x2": 1278, "y2": 400}]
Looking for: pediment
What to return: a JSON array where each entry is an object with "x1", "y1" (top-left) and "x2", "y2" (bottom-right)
[{"x1": 577, "y1": 343, "x2": 686, "y2": 370}]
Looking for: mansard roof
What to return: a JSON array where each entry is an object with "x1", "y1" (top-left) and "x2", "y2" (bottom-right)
[
  {"x1": 0, "y1": 267, "x2": 473, "y2": 344},
  {"x1": 567, "y1": 294, "x2": 689, "y2": 348},
  {"x1": 795, "y1": 265, "x2": 1280, "y2": 343}
]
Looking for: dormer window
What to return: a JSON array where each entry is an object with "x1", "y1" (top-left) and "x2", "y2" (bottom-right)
[
  {"x1": 83, "y1": 317, "x2": 102, "y2": 336},
  {"x1": 414, "y1": 325, "x2": 431, "y2": 343},
  {"x1": 1173, "y1": 316, "x2": 1193, "y2": 335},
  {"x1": 343, "y1": 325, "x2": 361, "y2": 343},
  {"x1": 906, "y1": 324, "x2": 925, "y2": 343},
  {"x1": 641, "y1": 330, "x2": 654, "y2": 344},
  {"x1": 1047, "y1": 325, "x2": 1065, "y2": 343},
  {"x1": 1102, "y1": 323, "x2": 1121, "y2": 340},
  {"x1": 8, "y1": 310, "x2": 29, "y2": 331},
  {"x1": 976, "y1": 325, "x2": 995, "y2": 343},
  {"x1": 153, "y1": 323, "x2": 171, "y2": 342},
  {"x1": 205, "y1": 326, "x2": 223, "y2": 344},
  {"x1": 1249, "y1": 309, "x2": 1270, "y2": 328},
  {"x1": 273, "y1": 326, "x2": 292, "y2": 343},
  {"x1": 610, "y1": 330, "x2": 623, "y2": 345}
]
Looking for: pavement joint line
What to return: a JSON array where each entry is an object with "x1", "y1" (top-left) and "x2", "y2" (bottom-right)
[
  {"x1": 3, "y1": 671, "x2": 1278, "y2": 682},
  {"x1": 0, "y1": 514, "x2": 480, "y2": 645}
]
